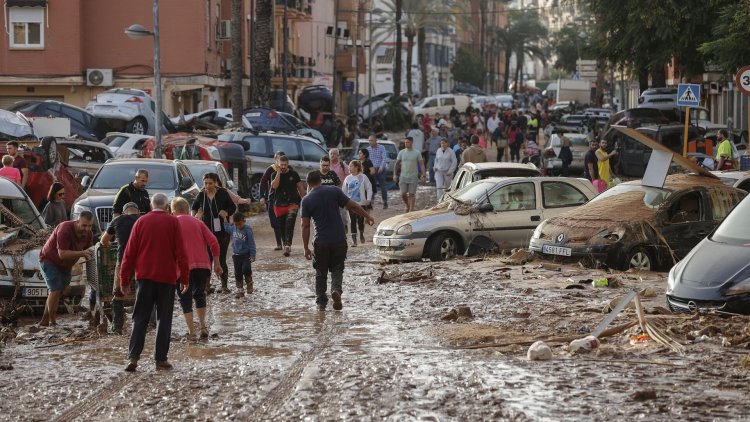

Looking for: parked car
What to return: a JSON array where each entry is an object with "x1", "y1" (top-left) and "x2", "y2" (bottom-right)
[
  {"x1": 54, "y1": 138, "x2": 114, "y2": 178},
  {"x1": 603, "y1": 107, "x2": 670, "y2": 134},
  {"x1": 0, "y1": 176, "x2": 85, "y2": 309},
  {"x1": 470, "y1": 95, "x2": 498, "y2": 111},
  {"x1": 452, "y1": 82, "x2": 486, "y2": 96},
  {"x1": 184, "y1": 160, "x2": 236, "y2": 193},
  {"x1": 86, "y1": 88, "x2": 175, "y2": 136},
  {"x1": 712, "y1": 170, "x2": 750, "y2": 192},
  {"x1": 607, "y1": 124, "x2": 702, "y2": 178},
  {"x1": 100, "y1": 132, "x2": 152, "y2": 158},
  {"x1": 170, "y1": 108, "x2": 239, "y2": 129},
  {"x1": 218, "y1": 131, "x2": 328, "y2": 201},
  {"x1": 543, "y1": 132, "x2": 590, "y2": 176},
  {"x1": 413, "y1": 94, "x2": 470, "y2": 117},
  {"x1": 495, "y1": 94, "x2": 514, "y2": 109},
  {"x1": 444, "y1": 162, "x2": 541, "y2": 196},
  {"x1": 666, "y1": 194, "x2": 750, "y2": 314},
  {"x1": 0, "y1": 109, "x2": 33, "y2": 139},
  {"x1": 583, "y1": 107, "x2": 613, "y2": 118},
  {"x1": 242, "y1": 108, "x2": 326, "y2": 146},
  {"x1": 374, "y1": 176, "x2": 597, "y2": 262},
  {"x1": 343, "y1": 139, "x2": 398, "y2": 181},
  {"x1": 358, "y1": 93, "x2": 414, "y2": 123},
  {"x1": 7, "y1": 100, "x2": 107, "y2": 141},
  {"x1": 638, "y1": 87, "x2": 677, "y2": 110},
  {"x1": 71, "y1": 159, "x2": 200, "y2": 232},
  {"x1": 529, "y1": 174, "x2": 746, "y2": 271},
  {"x1": 549, "y1": 101, "x2": 573, "y2": 113}
]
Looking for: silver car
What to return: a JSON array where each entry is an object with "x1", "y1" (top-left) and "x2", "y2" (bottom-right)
[
  {"x1": 373, "y1": 177, "x2": 598, "y2": 261},
  {"x1": 86, "y1": 88, "x2": 172, "y2": 135}
]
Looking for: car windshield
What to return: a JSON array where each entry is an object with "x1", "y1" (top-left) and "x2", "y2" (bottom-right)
[
  {"x1": 711, "y1": 196, "x2": 750, "y2": 245},
  {"x1": 475, "y1": 168, "x2": 540, "y2": 180},
  {"x1": 91, "y1": 164, "x2": 176, "y2": 190},
  {"x1": 102, "y1": 135, "x2": 129, "y2": 147},
  {"x1": 187, "y1": 164, "x2": 218, "y2": 188},
  {"x1": 0, "y1": 197, "x2": 43, "y2": 238},
  {"x1": 590, "y1": 184, "x2": 672, "y2": 208},
  {"x1": 450, "y1": 180, "x2": 497, "y2": 203}
]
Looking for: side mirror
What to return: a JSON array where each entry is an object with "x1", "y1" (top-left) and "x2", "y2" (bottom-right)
[
  {"x1": 477, "y1": 203, "x2": 494, "y2": 213},
  {"x1": 179, "y1": 176, "x2": 193, "y2": 191},
  {"x1": 81, "y1": 175, "x2": 90, "y2": 188},
  {"x1": 227, "y1": 180, "x2": 235, "y2": 190}
]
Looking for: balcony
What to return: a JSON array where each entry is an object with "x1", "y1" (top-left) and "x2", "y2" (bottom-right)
[{"x1": 274, "y1": 0, "x2": 312, "y2": 21}]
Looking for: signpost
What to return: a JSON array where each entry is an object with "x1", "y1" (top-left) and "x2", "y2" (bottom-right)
[
  {"x1": 677, "y1": 83, "x2": 701, "y2": 157},
  {"x1": 735, "y1": 66, "x2": 750, "y2": 152}
]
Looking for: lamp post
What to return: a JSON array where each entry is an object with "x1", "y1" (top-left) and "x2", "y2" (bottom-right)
[{"x1": 124, "y1": 1, "x2": 162, "y2": 159}]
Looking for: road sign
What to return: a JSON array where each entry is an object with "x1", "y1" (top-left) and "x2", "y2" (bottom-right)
[
  {"x1": 342, "y1": 80, "x2": 354, "y2": 93},
  {"x1": 735, "y1": 65, "x2": 750, "y2": 96},
  {"x1": 677, "y1": 83, "x2": 700, "y2": 107}
]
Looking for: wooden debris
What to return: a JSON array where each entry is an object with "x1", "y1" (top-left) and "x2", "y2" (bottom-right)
[{"x1": 376, "y1": 267, "x2": 436, "y2": 284}]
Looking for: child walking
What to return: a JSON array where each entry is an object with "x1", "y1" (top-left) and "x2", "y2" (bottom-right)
[
  {"x1": 343, "y1": 160, "x2": 373, "y2": 246},
  {"x1": 225, "y1": 212, "x2": 257, "y2": 298}
]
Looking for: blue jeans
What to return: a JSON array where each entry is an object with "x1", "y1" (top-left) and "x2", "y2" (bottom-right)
[
  {"x1": 128, "y1": 280, "x2": 175, "y2": 362},
  {"x1": 374, "y1": 169, "x2": 388, "y2": 206},
  {"x1": 312, "y1": 241, "x2": 348, "y2": 307}
]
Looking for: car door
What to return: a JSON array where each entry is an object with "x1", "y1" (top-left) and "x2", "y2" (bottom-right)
[
  {"x1": 300, "y1": 139, "x2": 327, "y2": 177},
  {"x1": 270, "y1": 136, "x2": 304, "y2": 176},
  {"x1": 659, "y1": 191, "x2": 716, "y2": 258},
  {"x1": 540, "y1": 180, "x2": 590, "y2": 219},
  {"x1": 618, "y1": 135, "x2": 647, "y2": 177},
  {"x1": 478, "y1": 181, "x2": 540, "y2": 248},
  {"x1": 241, "y1": 134, "x2": 273, "y2": 172}
]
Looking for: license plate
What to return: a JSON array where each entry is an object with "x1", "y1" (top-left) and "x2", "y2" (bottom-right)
[
  {"x1": 543, "y1": 244, "x2": 571, "y2": 256},
  {"x1": 374, "y1": 237, "x2": 389, "y2": 247},
  {"x1": 23, "y1": 287, "x2": 48, "y2": 298}
]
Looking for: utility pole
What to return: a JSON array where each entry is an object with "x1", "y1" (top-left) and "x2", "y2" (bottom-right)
[
  {"x1": 249, "y1": 0, "x2": 255, "y2": 106},
  {"x1": 282, "y1": 0, "x2": 288, "y2": 102},
  {"x1": 332, "y1": 0, "x2": 339, "y2": 115}
]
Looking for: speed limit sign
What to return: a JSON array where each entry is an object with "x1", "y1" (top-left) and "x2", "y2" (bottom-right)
[{"x1": 735, "y1": 65, "x2": 750, "y2": 96}]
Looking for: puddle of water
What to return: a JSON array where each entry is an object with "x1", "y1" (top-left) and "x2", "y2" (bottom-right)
[{"x1": 187, "y1": 344, "x2": 291, "y2": 359}]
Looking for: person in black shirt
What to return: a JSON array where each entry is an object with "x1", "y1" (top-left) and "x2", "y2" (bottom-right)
[
  {"x1": 583, "y1": 140, "x2": 600, "y2": 182},
  {"x1": 191, "y1": 172, "x2": 236, "y2": 293},
  {"x1": 100, "y1": 202, "x2": 140, "y2": 334},
  {"x1": 259, "y1": 151, "x2": 286, "y2": 250},
  {"x1": 358, "y1": 148, "x2": 375, "y2": 206},
  {"x1": 307, "y1": 156, "x2": 342, "y2": 187},
  {"x1": 113, "y1": 169, "x2": 151, "y2": 217},
  {"x1": 271, "y1": 156, "x2": 305, "y2": 257}
]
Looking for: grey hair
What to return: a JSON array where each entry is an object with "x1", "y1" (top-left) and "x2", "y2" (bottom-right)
[{"x1": 151, "y1": 193, "x2": 169, "y2": 209}]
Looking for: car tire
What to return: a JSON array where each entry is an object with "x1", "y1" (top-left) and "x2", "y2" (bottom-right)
[
  {"x1": 127, "y1": 117, "x2": 148, "y2": 135},
  {"x1": 624, "y1": 246, "x2": 654, "y2": 271},
  {"x1": 250, "y1": 174, "x2": 262, "y2": 202},
  {"x1": 428, "y1": 232, "x2": 459, "y2": 262},
  {"x1": 42, "y1": 136, "x2": 58, "y2": 167}
]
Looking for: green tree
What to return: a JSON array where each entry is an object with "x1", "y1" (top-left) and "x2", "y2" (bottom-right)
[
  {"x1": 698, "y1": 2, "x2": 750, "y2": 74},
  {"x1": 495, "y1": 10, "x2": 547, "y2": 92},
  {"x1": 451, "y1": 48, "x2": 485, "y2": 88},
  {"x1": 253, "y1": 0, "x2": 273, "y2": 106},
  {"x1": 551, "y1": 23, "x2": 593, "y2": 75}
]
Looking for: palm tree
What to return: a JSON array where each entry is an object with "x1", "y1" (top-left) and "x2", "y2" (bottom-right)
[
  {"x1": 253, "y1": 0, "x2": 273, "y2": 107},
  {"x1": 230, "y1": 0, "x2": 243, "y2": 124},
  {"x1": 496, "y1": 10, "x2": 548, "y2": 93}
]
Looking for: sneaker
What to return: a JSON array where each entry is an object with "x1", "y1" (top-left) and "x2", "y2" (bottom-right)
[
  {"x1": 360, "y1": 234, "x2": 365, "y2": 243},
  {"x1": 383, "y1": 203, "x2": 388, "y2": 209},
  {"x1": 200, "y1": 327, "x2": 209, "y2": 339},
  {"x1": 331, "y1": 291, "x2": 343, "y2": 311},
  {"x1": 155, "y1": 360, "x2": 173, "y2": 370},
  {"x1": 247, "y1": 282, "x2": 254, "y2": 295},
  {"x1": 124, "y1": 358, "x2": 138, "y2": 372},
  {"x1": 234, "y1": 291, "x2": 244, "y2": 298}
]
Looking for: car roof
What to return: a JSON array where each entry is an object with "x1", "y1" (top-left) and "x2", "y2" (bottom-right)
[
  {"x1": 461, "y1": 162, "x2": 539, "y2": 172},
  {"x1": 0, "y1": 177, "x2": 28, "y2": 199},
  {"x1": 11, "y1": 99, "x2": 91, "y2": 114},
  {"x1": 57, "y1": 138, "x2": 111, "y2": 148},
  {"x1": 104, "y1": 158, "x2": 179, "y2": 165}
]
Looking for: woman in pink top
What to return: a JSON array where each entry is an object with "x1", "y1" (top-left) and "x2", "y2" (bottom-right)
[
  {"x1": 477, "y1": 128, "x2": 487, "y2": 150},
  {"x1": 0, "y1": 155, "x2": 20, "y2": 183}
]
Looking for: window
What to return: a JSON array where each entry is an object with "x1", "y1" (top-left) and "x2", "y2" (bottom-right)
[
  {"x1": 425, "y1": 99, "x2": 438, "y2": 108},
  {"x1": 441, "y1": 98, "x2": 456, "y2": 106},
  {"x1": 270, "y1": 138, "x2": 301, "y2": 160},
  {"x1": 61, "y1": 106, "x2": 86, "y2": 127},
  {"x1": 242, "y1": 136, "x2": 271, "y2": 157},
  {"x1": 488, "y1": 182, "x2": 536, "y2": 211},
  {"x1": 300, "y1": 140, "x2": 326, "y2": 162},
  {"x1": 542, "y1": 182, "x2": 588, "y2": 208},
  {"x1": 9, "y1": 7, "x2": 45, "y2": 48}
]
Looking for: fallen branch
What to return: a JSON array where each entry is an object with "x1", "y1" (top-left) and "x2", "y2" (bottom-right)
[{"x1": 34, "y1": 336, "x2": 97, "y2": 349}]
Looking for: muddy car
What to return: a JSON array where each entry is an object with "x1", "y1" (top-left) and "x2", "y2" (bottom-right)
[
  {"x1": 666, "y1": 195, "x2": 750, "y2": 314},
  {"x1": 374, "y1": 177, "x2": 597, "y2": 262},
  {"x1": 530, "y1": 174, "x2": 746, "y2": 271},
  {"x1": 0, "y1": 177, "x2": 85, "y2": 307},
  {"x1": 444, "y1": 162, "x2": 541, "y2": 198}
]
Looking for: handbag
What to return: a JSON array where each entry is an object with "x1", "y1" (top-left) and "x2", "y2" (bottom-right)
[{"x1": 498, "y1": 138, "x2": 508, "y2": 148}]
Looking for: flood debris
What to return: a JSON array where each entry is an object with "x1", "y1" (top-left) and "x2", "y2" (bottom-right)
[
  {"x1": 376, "y1": 267, "x2": 436, "y2": 284},
  {"x1": 504, "y1": 248, "x2": 534, "y2": 265},
  {"x1": 527, "y1": 341, "x2": 553, "y2": 360},
  {"x1": 630, "y1": 390, "x2": 657, "y2": 401},
  {"x1": 442, "y1": 306, "x2": 474, "y2": 322},
  {"x1": 568, "y1": 336, "x2": 600, "y2": 353}
]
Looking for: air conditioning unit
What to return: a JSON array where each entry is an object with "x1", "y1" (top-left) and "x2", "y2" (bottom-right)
[
  {"x1": 86, "y1": 69, "x2": 113, "y2": 87},
  {"x1": 219, "y1": 20, "x2": 231, "y2": 40}
]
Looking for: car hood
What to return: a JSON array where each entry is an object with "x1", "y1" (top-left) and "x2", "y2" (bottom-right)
[
  {"x1": 75, "y1": 187, "x2": 175, "y2": 208},
  {"x1": 378, "y1": 204, "x2": 453, "y2": 231},
  {"x1": 671, "y1": 239, "x2": 750, "y2": 296}
]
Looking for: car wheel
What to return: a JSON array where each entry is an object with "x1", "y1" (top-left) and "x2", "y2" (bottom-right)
[
  {"x1": 250, "y1": 174, "x2": 262, "y2": 202},
  {"x1": 127, "y1": 117, "x2": 148, "y2": 135},
  {"x1": 625, "y1": 246, "x2": 653, "y2": 271},
  {"x1": 42, "y1": 136, "x2": 57, "y2": 167},
  {"x1": 428, "y1": 232, "x2": 459, "y2": 262}
]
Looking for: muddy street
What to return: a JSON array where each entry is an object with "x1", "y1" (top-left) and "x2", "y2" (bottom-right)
[{"x1": 2, "y1": 188, "x2": 750, "y2": 421}]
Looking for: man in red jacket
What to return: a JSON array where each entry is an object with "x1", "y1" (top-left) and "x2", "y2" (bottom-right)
[{"x1": 120, "y1": 193, "x2": 189, "y2": 372}]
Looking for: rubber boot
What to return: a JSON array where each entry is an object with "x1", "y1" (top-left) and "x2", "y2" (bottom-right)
[
  {"x1": 351, "y1": 234, "x2": 358, "y2": 247},
  {"x1": 245, "y1": 274, "x2": 253, "y2": 294}
]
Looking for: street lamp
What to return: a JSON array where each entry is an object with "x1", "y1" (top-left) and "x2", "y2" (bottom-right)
[{"x1": 124, "y1": 0, "x2": 162, "y2": 158}]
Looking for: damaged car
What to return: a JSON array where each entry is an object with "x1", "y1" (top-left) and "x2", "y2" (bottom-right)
[
  {"x1": 666, "y1": 194, "x2": 750, "y2": 314},
  {"x1": 374, "y1": 177, "x2": 597, "y2": 262},
  {"x1": 0, "y1": 177, "x2": 85, "y2": 309},
  {"x1": 529, "y1": 174, "x2": 746, "y2": 271}
]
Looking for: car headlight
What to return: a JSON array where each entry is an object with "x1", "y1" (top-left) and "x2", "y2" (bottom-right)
[
  {"x1": 395, "y1": 224, "x2": 412, "y2": 236},
  {"x1": 71, "y1": 204, "x2": 91, "y2": 220},
  {"x1": 597, "y1": 227, "x2": 625, "y2": 242},
  {"x1": 206, "y1": 146, "x2": 221, "y2": 160},
  {"x1": 532, "y1": 222, "x2": 546, "y2": 240}
]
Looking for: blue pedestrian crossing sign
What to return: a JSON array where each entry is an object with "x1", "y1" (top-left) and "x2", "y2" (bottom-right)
[{"x1": 677, "y1": 83, "x2": 701, "y2": 107}]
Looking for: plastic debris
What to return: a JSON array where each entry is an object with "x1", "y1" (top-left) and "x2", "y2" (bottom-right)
[
  {"x1": 592, "y1": 277, "x2": 609, "y2": 288},
  {"x1": 527, "y1": 341, "x2": 553, "y2": 361},
  {"x1": 569, "y1": 335, "x2": 600, "y2": 352}
]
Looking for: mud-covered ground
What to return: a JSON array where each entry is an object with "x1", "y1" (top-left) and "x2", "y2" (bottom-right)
[{"x1": 2, "y1": 187, "x2": 750, "y2": 421}]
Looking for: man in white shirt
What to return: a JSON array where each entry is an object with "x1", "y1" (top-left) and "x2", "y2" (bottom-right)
[
  {"x1": 433, "y1": 138, "x2": 457, "y2": 200},
  {"x1": 486, "y1": 111, "x2": 501, "y2": 147},
  {"x1": 405, "y1": 122, "x2": 425, "y2": 154}
]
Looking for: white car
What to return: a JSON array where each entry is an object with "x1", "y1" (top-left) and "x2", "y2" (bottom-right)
[
  {"x1": 100, "y1": 132, "x2": 152, "y2": 158},
  {"x1": 495, "y1": 94, "x2": 514, "y2": 109},
  {"x1": 86, "y1": 88, "x2": 173, "y2": 135},
  {"x1": 170, "y1": 108, "x2": 249, "y2": 129},
  {"x1": 713, "y1": 170, "x2": 750, "y2": 192},
  {"x1": 0, "y1": 177, "x2": 85, "y2": 308}
]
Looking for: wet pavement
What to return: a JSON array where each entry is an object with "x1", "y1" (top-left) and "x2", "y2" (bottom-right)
[{"x1": 2, "y1": 188, "x2": 750, "y2": 421}]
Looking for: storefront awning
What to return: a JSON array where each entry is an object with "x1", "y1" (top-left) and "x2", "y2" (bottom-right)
[{"x1": 5, "y1": 0, "x2": 47, "y2": 7}]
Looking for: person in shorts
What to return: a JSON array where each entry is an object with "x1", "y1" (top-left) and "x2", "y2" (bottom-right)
[
  {"x1": 38, "y1": 212, "x2": 95, "y2": 326},
  {"x1": 394, "y1": 137, "x2": 425, "y2": 213}
]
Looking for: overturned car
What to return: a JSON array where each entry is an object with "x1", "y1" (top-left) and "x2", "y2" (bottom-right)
[{"x1": 0, "y1": 177, "x2": 85, "y2": 311}]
